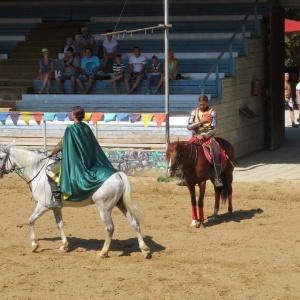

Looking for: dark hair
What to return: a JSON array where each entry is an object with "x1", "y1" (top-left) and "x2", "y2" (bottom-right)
[
  {"x1": 106, "y1": 29, "x2": 113, "y2": 33},
  {"x1": 72, "y1": 106, "x2": 85, "y2": 121},
  {"x1": 67, "y1": 47, "x2": 74, "y2": 53},
  {"x1": 132, "y1": 46, "x2": 140, "y2": 51},
  {"x1": 84, "y1": 47, "x2": 92, "y2": 53},
  {"x1": 198, "y1": 94, "x2": 209, "y2": 102},
  {"x1": 115, "y1": 53, "x2": 122, "y2": 58},
  {"x1": 152, "y1": 55, "x2": 158, "y2": 60}
]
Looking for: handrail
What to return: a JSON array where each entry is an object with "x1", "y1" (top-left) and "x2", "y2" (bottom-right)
[{"x1": 199, "y1": 0, "x2": 259, "y2": 97}]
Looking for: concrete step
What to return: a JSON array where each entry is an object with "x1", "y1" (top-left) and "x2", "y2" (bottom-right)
[
  {"x1": 0, "y1": 92, "x2": 23, "y2": 100},
  {"x1": 0, "y1": 72, "x2": 36, "y2": 79},
  {"x1": 0, "y1": 79, "x2": 33, "y2": 86},
  {"x1": 0, "y1": 99, "x2": 17, "y2": 109},
  {"x1": 18, "y1": 40, "x2": 67, "y2": 47},
  {"x1": 0, "y1": 66, "x2": 37, "y2": 72},
  {"x1": 9, "y1": 50, "x2": 63, "y2": 58},
  {"x1": 0, "y1": 86, "x2": 31, "y2": 93},
  {"x1": 1, "y1": 59, "x2": 38, "y2": 65}
]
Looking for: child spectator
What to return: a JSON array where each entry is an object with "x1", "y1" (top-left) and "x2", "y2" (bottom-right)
[
  {"x1": 105, "y1": 53, "x2": 125, "y2": 94},
  {"x1": 147, "y1": 55, "x2": 162, "y2": 94},
  {"x1": 63, "y1": 38, "x2": 76, "y2": 56}
]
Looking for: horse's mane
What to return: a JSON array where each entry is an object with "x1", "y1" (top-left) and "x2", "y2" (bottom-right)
[{"x1": 11, "y1": 147, "x2": 46, "y2": 167}]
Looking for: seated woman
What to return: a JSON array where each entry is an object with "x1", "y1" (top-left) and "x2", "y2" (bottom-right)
[
  {"x1": 37, "y1": 48, "x2": 55, "y2": 94},
  {"x1": 155, "y1": 49, "x2": 178, "y2": 94}
]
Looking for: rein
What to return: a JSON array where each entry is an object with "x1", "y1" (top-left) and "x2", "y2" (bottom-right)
[
  {"x1": 1, "y1": 151, "x2": 49, "y2": 189},
  {"x1": 169, "y1": 143, "x2": 198, "y2": 172}
]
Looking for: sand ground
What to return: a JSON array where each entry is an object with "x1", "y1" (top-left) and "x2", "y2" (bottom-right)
[{"x1": 0, "y1": 173, "x2": 299, "y2": 300}]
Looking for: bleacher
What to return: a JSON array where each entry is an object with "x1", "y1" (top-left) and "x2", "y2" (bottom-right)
[{"x1": 0, "y1": 0, "x2": 269, "y2": 154}]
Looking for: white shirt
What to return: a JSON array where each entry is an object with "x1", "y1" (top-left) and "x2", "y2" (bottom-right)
[
  {"x1": 129, "y1": 54, "x2": 147, "y2": 73},
  {"x1": 103, "y1": 39, "x2": 118, "y2": 54}
]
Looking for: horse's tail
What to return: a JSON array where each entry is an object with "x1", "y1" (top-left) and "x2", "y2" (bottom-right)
[
  {"x1": 220, "y1": 171, "x2": 228, "y2": 203},
  {"x1": 118, "y1": 172, "x2": 143, "y2": 224}
]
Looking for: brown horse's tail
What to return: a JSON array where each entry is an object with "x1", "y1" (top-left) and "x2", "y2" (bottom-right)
[{"x1": 220, "y1": 172, "x2": 228, "y2": 203}]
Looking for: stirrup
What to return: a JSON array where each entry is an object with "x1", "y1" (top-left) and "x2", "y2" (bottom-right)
[
  {"x1": 176, "y1": 179, "x2": 186, "y2": 186},
  {"x1": 48, "y1": 200, "x2": 62, "y2": 209},
  {"x1": 214, "y1": 177, "x2": 223, "y2": 187}
]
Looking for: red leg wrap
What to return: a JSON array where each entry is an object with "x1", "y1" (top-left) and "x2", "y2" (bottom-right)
[
  {"x1": 199, "y1": 207, "x2": 204, "y2": 221},
  {"x1": 192, "y1": 205, "x2": 197, "y2": 220}
]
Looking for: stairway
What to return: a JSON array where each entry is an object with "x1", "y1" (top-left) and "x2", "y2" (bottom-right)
[{"x1": 0, "y1": 21, "x2": 84, "y2": 111}]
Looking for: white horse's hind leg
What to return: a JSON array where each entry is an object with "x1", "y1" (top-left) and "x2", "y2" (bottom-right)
[
  {"x1": 52, "y1": 209, "x2": 68, "y2": 253},
  {"x1": 118, "y1": 204, "x2": 152, "y2": 259},
  {"x1": 29, "y1": 204, "x2": 49, "y2": 252},
  {"x1": 97, "y1": 210, "x2": 114, "y2": 258}
]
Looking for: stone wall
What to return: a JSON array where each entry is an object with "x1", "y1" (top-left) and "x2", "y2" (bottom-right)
[{"x1": 215, "y1": 33, "x2": 267, "y2": 158}]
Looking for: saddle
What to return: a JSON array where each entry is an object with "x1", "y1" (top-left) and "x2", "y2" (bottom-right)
[{"x1": 190, "y1": 137, "x2": 226, "y2": 164}]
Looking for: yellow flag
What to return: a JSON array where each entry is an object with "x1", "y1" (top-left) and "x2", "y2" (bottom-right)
[
  {"x1": 84, "y1": 113, "x2": 92, "y2": 122},
  {"x1": 141, "y1": 113, "x2": 153, "y2": 128},
  {"x1": 20, "y1": 112, "x2": 31, "y2": 125}
]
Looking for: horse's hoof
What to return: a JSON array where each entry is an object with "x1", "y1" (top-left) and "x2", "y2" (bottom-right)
[
  {"x1": 190, "y1": 220, "x2": 200, "y2": 228},
  {"x1": 32, "y1": 243, "x2": 39, "y2": 252},
  {"x1": 58, "y1": 242, "x2": 69, "y2": 253},
  {"x1": 212, "y1": 209, "x2": 219, "y2": 216},
  {"x1": 97, "y1": 251, "x2": 108, "y2": 259},
  {"x1": 142, "y1": 250, "x2": 152, "y2": 259}
]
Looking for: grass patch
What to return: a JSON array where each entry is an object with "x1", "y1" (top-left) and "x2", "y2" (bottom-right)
[{"x1": 157, "y1": 176, "x2": 180, "y2": 183}]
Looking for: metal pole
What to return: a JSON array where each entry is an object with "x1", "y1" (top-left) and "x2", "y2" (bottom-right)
[
  {"x1": 164, "y1": 0, "x2": 170, "y2": 148},
  {"x1": 43, "y1": 120, "x2": 47, "y2": 150}
]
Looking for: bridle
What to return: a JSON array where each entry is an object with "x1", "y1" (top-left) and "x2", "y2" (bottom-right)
[
  {"x1": 168, "y1": 143, "x2": 198, "y2": 173},
  {"x1": 0, "y1": 149, "x2": 49, "y2": 188}
]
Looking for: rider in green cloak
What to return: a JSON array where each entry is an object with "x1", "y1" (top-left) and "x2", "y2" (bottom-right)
[{"x1": 46, "y1": 106, "x2": 117, "y2": 209}]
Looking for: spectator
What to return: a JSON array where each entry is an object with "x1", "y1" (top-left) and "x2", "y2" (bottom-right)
[
  {"x1": 37, "y1": 48, "x2": 54, "y2": 94},
  {"x1": 56, "y1": 47, "x2": 80, "y2": 94},
  {"x1": 101, "y1": 29, "x2": 118, "y2": 73},
  {"x1": 105, "y1": 53, "x2": 125, "y2": 94},
  {"x1": 147, "y1": 55, "x2": 162, "y2": 94},
  {"x1": 63, "y1": 38, "x2": 76, "y2": 56},
  {"x1": 124, "y1": 46, "x2": 147, "y2": 94},
  {"x1": 76, "y1": 26, "x2": 95, "y2": 58},
  {"x1": 76, "y1": 47, "x2": 101, "y2": 94},
  {"x1": 155, "y1": 49, "x2": 178, "y2": 94}
]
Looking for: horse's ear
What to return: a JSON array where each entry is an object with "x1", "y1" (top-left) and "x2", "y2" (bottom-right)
[
  {"x1": 10, "y1": 140, "x2": 16, "y2": 148},
  {"x1": 177, "y1": 137, "x2": 180, "y2": 143},
  {"x1": 167, "y1": 139, "x2": 171, "y2": 145}
]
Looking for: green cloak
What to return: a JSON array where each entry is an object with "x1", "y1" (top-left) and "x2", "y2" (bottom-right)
[{"x1": 59, "y1": 122, "x2": 117, "y2": 201}]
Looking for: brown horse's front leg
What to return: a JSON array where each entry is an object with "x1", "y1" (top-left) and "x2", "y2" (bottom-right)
[
  {"x1": 197, "y1": 181, "x2": 206, "y2": 228},
  {"x1": 186, "y1": 181, "x2": 200, "y2": 228}
]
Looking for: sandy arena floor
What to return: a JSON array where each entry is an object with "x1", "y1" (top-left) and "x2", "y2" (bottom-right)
[{"x1": 0, "y1": 174, "x2": 300, "y2": 300}]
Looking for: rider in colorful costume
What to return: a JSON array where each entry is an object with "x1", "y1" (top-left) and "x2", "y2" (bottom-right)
[
  {"x1": 178, "y1": 94, "x2": 223, "y2": 187},
  {"x1": 46, "y1": 106, "x2": 117, "y2": 209}
]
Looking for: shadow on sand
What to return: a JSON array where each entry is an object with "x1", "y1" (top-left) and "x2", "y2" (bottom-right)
[{"x1": 205, "y1": 208, "x2": 263, "y2": 227}]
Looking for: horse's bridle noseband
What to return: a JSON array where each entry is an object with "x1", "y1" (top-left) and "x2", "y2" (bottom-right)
[{"x1": 168, "y1": 143, "x2": 197, "y2": 173}]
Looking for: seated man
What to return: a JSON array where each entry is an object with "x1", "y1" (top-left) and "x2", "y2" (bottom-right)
[
  {"x1": 76, "y1": 47, "x2": 101, "y2": 94},
  {"x1": 178, "y1": 94, "x2": 223, "y2": 187},
  {"x1": 56, "y1": 47, "x2": 80, "y2": 94},
  {"x1": 124, "y1": 46, "x2": 147, "y2": 94},
  {"x1": 46, "y1": 106, "x2": 117, "y2": 209},
  {"x1": 76, "y1": 26, "x2": 95, "y2": 58}
]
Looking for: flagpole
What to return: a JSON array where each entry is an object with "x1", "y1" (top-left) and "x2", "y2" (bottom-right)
[{"x1": 164, "y1": 0, "x2": 170, "y2": 148}]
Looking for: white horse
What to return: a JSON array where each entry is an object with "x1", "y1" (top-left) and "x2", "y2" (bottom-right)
[{"x1": 0, "y1": 142, "x2": 151, "y2": 259}]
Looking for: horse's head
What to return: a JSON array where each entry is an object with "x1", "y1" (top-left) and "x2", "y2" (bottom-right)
[
  {"x1": 0, "y1": 141, "x2": 16, "y2": 178},
  {"x1": 166, "y1": 140, "x2": 183, "y2": 177}
]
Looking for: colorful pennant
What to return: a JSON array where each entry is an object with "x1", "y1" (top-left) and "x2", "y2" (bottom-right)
[
  {"x1": 141, "y1": 113, "x2": 153, "y2": 128},
  {"x1": 20, "y1": 112, "x2": 31, "y2": 125}
]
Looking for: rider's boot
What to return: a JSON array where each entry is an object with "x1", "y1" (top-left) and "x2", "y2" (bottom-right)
[
  {"x1": 48, "y1": 178, "x2": 63, "y2": 209},
  {"x1": 49, "y1": 191, "x2": 63, "y2": 209},
  {"x1": 214, "y1": 163, "x2": 223, "y2": 187},
  {"x1": 176, "y1": 175, "x2": 186, "y2": 186}
]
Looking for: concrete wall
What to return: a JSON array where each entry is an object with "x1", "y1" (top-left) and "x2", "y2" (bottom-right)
[{"x1": 215, "y1": 33, "x2": 267, "y2": 158}]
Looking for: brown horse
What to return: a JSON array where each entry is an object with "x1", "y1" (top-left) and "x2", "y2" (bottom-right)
[{"x1": 166, "y1": 137, "x2": 234, "y2": 228}]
